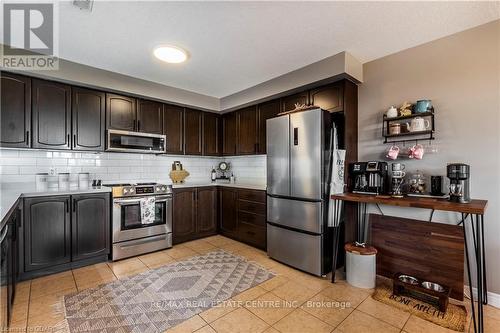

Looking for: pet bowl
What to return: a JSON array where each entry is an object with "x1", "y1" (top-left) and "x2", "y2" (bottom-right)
[
  {"x1": 398, "y1": 274, "x2": 419, "y2": 285},
  {"x1": 421, "y1": 281, "x2": 445, "y2": 293}
]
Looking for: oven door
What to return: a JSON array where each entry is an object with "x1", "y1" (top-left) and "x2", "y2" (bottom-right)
[{"x1": 112, "y1": 195, "x2": 172, "y2": 243}]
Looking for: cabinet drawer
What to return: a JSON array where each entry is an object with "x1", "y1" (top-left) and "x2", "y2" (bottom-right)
[
  {"x1": 238, "y1": 200, "x2": 265, "y2": 215},
  {"x1": 238, "y1": 189, "x2": 266, "y2": 203},
  {"x1": 238, "y1": 211, "x2": 266, "y2": 227},
  {"x1": 238, "y1": 222, "x2": 266, "y2": 249}
]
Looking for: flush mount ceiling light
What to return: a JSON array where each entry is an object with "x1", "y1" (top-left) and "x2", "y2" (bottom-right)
[{"x1": 153, "y1": 45, "x2": 188, "y2": 64}]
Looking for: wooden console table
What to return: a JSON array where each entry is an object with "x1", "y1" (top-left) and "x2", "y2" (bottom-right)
[{"x1": 330, "y1": 192, "x2": 488, "y2": 333}]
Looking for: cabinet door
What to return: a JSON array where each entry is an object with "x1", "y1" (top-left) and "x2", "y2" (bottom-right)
[
  {"x1": 72, "y1": 87, "x2": 105, "y2": 151},
  {"x1": 164, "y1": 104, "x2": 184, "y2": 154},
  {"x1": 310, "y1": 82, "x2": 344, "y2": 112},
  {"x1": 196, "y1": 187, "x2": 217, "y2": 236},
  {"x1": 257, "y1": 99, "x2": 280, "y2": 154},
  {"x1": 219, "y1": 187, "x2": 238, "y2": 237},
  {"x1": 222, "y1": 112, "x2": 237, "y2": 156},
  {"x1": 173, "y1": 188, "x2": 197, "y2": 244},
  {"x1": 24, "y1": 196, "x2": 71, "y2": 271},
  {"x1": 106, "y1": 93, "x2": 137, "y2": 131},
  {"x1": 137, "y1": 99, "x2": 163, "y2": 134},
  {"x1": 71, "y1": 194, "x2": 110, "y2": 261},
  {"x1": 184, "y1": 108, "x2": 202, "y2": 155},
  {"x1": 281, "y1": 91, "x2": 309, "y2": 113},
  {"x1": 32, "y1": 79, "x2": 71, "y2": 149},
  {"x1": 237, "y1": 106, "x2": 258, "y2": 155},
  {"x1": 1, "y1": 73, "x2": 31, "y2": 148},
  {"x1": 203, "y1": 112, "x2": 220, "y2": 156}
]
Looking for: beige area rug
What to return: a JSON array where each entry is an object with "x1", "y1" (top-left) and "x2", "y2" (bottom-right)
[
  {"x1": 372, "y1": 285, "x2": 467, "y2": 332},
  {"x1": 64, "y1": 250, "x2": 275, "y2": 332}
]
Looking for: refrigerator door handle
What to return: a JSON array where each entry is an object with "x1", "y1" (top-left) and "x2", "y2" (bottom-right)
[{"x1": 293, "y1": 127, "x2": 298, "y2": 146}]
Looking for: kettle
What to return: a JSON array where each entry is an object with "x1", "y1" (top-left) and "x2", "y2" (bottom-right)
[{"x1": 406, "y1": 117, "x2": 430, "y2": 132}]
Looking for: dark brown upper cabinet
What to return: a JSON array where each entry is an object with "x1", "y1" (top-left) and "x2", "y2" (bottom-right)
[
  {"x1": 222, "y1": 112, "x2": 237, "y2": 156},
  {"x1": 1, "y1": 72, "x2": 31, "y2": 148},
  {"x1": 184, "y1": 108, "x2": 203, "y2": 155},
  {"x1": 106, "y1": 93, "x2": 137, "y2": 131},
  {"x1": 281, "y1": 91, "x2": 309, "y2": 113},
  {"x1": 236, "y1": 106, "x2": 258, "y2": 155},
  {"x1": 310, "y1": 82, "x2": 344, "y2": 113},
  {"x1": 32, "y1": 79, "x2": 71, "y2": 149},
  {"x1": 203, "y1": 112, "x2": 220, "y2": 156},
  {"x1": 257, "y1": 99, "x2": 280, "y2": 154},
  {"x1": 72, "y1": 87, "x2": 105, "y2": 151},
  {"x1": 137, "y1": 99, "x2": 163, "y2": 134},
  {"x1": 163, "y1": 104, "x2": 184, "y2": 155}
]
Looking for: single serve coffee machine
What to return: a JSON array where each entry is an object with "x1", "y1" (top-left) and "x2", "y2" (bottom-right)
[
  {"x1": 447, "y1": 163, "x2": 471, "y2": 203},
  {"x1": 349, "y1": 161, "x2": 389, "y2": 195}
]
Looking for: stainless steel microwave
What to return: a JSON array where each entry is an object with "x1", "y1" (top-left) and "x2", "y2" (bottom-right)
[{"x1": 106, "y1": 129, "x2": 166, "y2": 154}]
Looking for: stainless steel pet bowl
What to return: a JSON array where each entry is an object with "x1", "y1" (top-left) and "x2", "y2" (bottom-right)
[
  {"x1": 398, "y1": 274, "x2": 419, "y2": 285},
  {"x1": 421, "y1": 281, "x2": 445, "y2": 293}
]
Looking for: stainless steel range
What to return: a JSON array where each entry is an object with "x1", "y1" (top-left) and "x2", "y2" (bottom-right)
[{"x1": 107, "y1": 182, "x2": 173, "y2": 261}]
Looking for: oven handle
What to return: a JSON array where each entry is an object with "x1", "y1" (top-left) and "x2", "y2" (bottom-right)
[{"x1": 113, "y1": 196, "x2": 172, "y2": 205}]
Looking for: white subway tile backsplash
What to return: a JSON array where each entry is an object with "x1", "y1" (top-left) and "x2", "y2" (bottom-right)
[{"x1": 0, "y1": 149, "x2": 266, "y2": 185}]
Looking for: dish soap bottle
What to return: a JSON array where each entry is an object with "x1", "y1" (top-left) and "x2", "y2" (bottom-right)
[{"x1": 211, "y1": 167, "x2": 217, "y2": 182}]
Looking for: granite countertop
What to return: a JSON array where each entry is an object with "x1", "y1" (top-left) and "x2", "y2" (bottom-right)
[
  {"x1": 0, "y1": 183, "x2": 111, "y2": 226},
  {"x1": 172, "y1": 182, "x2": 267, "y2": 191}
]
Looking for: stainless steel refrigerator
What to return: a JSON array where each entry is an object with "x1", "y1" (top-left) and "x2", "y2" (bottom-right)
[{"x1": 266, "y1": 107, "x2": 333, "y2": 276}]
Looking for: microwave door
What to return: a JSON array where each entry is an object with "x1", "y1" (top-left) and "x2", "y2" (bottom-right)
[{"x1": 266, "y1": 115, "x2": 290, "y2": 197}]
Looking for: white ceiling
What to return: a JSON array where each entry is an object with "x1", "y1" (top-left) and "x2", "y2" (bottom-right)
[{"x1": 30, "y1": 1, "x2": 500, "y2": 97}]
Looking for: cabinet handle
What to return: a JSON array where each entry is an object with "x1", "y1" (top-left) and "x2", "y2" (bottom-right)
[
  {"x1": 26, "y1": 131, "x2": 30, "y2": 146},
  {"x1": 66, "y1": 199, "x2": 69, "y2": 213},
  {"x1": 73, "y1": 199, "x2": 76, "y2": 212},
  {"x1": 73, "y1": 134, "x2": 76, "y2": 148},
  {"x1": 67, "y1": 134, "x2": 70, "y2": 147}
]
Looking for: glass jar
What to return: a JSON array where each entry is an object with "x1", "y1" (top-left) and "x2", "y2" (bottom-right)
[{"x1": 409, "y1": 171, "x2": 426, "y2": 194}]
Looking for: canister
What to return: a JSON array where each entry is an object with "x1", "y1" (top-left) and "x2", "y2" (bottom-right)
[
  {"x1": 35, "y1": 173, "x2": 49, "y2": 191},
  {"x1": 345, "y1": 243, "x2": 378, "y2": 289},
  {"x1": 58, "y1": 173, "x2": 70, "y2": 190}
]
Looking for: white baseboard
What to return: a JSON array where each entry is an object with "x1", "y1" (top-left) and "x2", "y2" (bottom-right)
[{"x1": 464, "y1": 285, "x2": 500, "y2": 309}]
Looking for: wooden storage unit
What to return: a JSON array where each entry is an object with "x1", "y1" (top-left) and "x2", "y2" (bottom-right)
[
  {"x1": 106, "y1": 93, "x2": 137, "y2": 131},
  {"x1": 164, "y1": 104, "x2": 185, "y2": 154},
  {"x1": 203, "y1": 112, "x2": 221, "y2": 156},
  {"x1": 309, "y1": 82, "x2": 344, "y2": 113},
  {"x1": 20, "y1": 193, "x2": 110, "y2": 279},
  {"x1": 137, "y1": 99, "x2": 163, "y2": 134},
  {"x1": 32, "y1": 79, "x2": 72, "y2": 149},
  {"x1": 0, "y1": 72, "x2": 31, "y2": 148},
  {"x1": 72, "y1": 87, "x2": 106, "y2": 151},
  {"x1": 281, "y1": 91, "x2": 309, "y2": 113},
  {"x1": 172, "y1": 187, "x2": 217, "y2": 244},
  {"x1": 257, "y1": 99, "x2": 280, "y2": 154},
  {"x1": 236, "y1": 106, "x2": 258, "y2": 155},
  {"x1": 219, "y1": 187, "x2": 267, "y2": 250},
  {"x1": 222, "y1": 112, "x2": 237, "y2": 156},
  {"x1": 184, "y1": 108, "x2": 203, "y2": 155}
]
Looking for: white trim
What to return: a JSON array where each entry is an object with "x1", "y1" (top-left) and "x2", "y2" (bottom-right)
[{"x1": 464, "y1": 285, "x2": 500, "y2": 309}]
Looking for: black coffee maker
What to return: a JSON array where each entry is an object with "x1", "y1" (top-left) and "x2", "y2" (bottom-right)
[
  {"x1": 447, "y1": 163, "x2": 471, "y2": 203},
  {"x1": 349, "y1": 161, "x2": 388, "y2": 195}
]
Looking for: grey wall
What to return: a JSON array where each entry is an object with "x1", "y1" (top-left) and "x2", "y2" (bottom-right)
[{"x1": 358, "y1": 20, "x2": 500, "y2": 293}]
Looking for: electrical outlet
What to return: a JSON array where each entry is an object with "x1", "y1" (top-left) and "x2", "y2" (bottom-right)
[{"x1": 49, "y1": 167, "x2": 56, "y2": 176}]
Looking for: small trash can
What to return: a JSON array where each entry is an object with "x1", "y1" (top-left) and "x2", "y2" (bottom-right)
[{"x1": 345, "y1": 242, "x2": 378, "y2": 289}]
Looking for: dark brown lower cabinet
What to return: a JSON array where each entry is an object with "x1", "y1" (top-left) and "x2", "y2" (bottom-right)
[
  {"x1": 219, "y1": 188, "x2": 266, "y2": 250},
  {"x1": 173, "y1": 187, "x2": 217, "y2": 244},
  {"x1": 71, "y1": 194, "x2": 110, "y2": 261},
  {"x1": 24, "y1": 196, "x2": 71, "y2": 272},
  {"x1": 21, "y1": 193, "x2": 110, "y2": 279}
]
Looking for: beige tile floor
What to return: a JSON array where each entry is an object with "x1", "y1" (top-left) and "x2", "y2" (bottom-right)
[{"x1": 9, "y1": 235, "x2": 500, "y2": 333}]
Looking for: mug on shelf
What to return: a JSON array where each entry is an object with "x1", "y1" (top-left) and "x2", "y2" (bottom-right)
[
  {"x1": 408, "y1": 144, "x2": 425, "y2": 160},
  {"x1": 386, "y1": 146, "x2": 400, "y2": 160},
  {"x1": 415, "y1": 100, "x2": 432, "y2": 113}
]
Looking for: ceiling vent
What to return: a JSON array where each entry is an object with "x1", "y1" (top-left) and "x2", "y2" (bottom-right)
[{"x1": 73, "y1": 0, "x2": 94, "y2": 12}]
